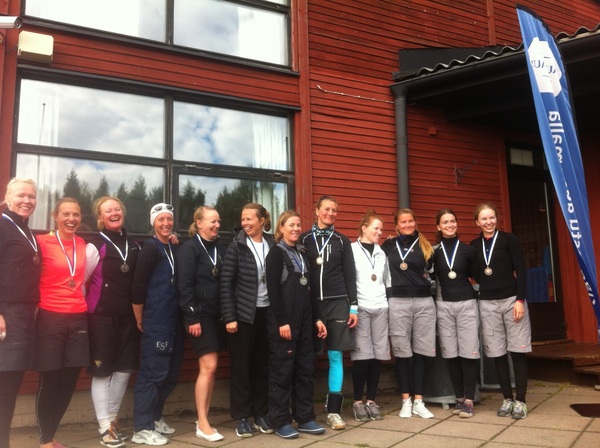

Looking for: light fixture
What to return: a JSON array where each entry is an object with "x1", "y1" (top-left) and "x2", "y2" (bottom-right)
[{"x1": 0, "y1": 16, "x2": 22, "y2": 29}]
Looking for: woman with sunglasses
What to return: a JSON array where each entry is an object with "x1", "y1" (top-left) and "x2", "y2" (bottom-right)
[
  {"x1": 178, "y1": 206, "x2": 227, "y2": 442},
  {"x1": 220, "y1": 203, "x2": 276, "y2": 437},
  {"x1": 381, "y1": 208, "x2": 436, "y2": 419},
  {"x1": 471, "y1": 203, "x2": 531, "y2": 420},
  {"x1": 433, "y1": 209, "x2": 479, "y2": 418},
  {"x1": 85, "y1": 197, "x2": 142, "y2": 447},
  {"x1": 130, "y1": 203, "x2": 183, "y2": 446},
  {"x1": 299, "y1": 195, "x2": 357, "y2": 430},
  {"x1": 0, "y1": 178, "x2": 41, "y2": 448}
]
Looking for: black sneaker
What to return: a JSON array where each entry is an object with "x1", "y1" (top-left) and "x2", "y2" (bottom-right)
[
  {"x1": 253, "y1": 415, "x2": 274, "y2": 434},
  {"x1": 236, "y1": 418, "x2": 254, "y2": 438}
]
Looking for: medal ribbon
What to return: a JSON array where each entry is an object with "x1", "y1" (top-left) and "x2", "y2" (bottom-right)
[
  {"x1": 156, "y1": 237, "x2": 175, "y2": 278},
  {"x1": 55, "y1": 231, "x2": 77, "y2": 280},
  {"x1": 482, "y1": 231, "x2": 499, "y2": 269},
  {"x1": 312, "y1": 229, "x2": 334, "y2": 260},
  {"x1": 441, "y1": 239, "x2": 460, "y2": 272},
  {"x1": 2, "y1": 213, "x2": 38, "y2": 254},
  {"x1": 100, "y1": 231, "x2": 129, "y2": 265},
  {"x1": 248, "y1": 236, "x2": 266, "y2": 281},
  {"x1": 279, "y1": 242, "x2": 305, "y2": 275},
  {"x1": 196, "y1": 235, "x2": 219, "y2": 270},
  {"x1": 395, "y1": 237, "x2": 419, "y2": 264},
  {"x1": 358, "y1": 240, "x2": 376, "y2": 273}
]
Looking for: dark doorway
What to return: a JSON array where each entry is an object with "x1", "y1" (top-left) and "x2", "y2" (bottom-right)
[{"x1": 507, "y1": 146, "x2": 566, "y2": 341}]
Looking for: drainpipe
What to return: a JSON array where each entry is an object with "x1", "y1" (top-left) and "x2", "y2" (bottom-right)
[{"x1": 394, "y1": 86, "x2": 410, "y2": 209}]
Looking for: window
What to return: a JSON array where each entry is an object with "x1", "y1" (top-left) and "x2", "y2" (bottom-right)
[
  {"x1": 15, "y1": 77, "x2": 293, "y2": 235},
  {"x1": 25, "y1": 0, "x2": 290, "y2": 66}
]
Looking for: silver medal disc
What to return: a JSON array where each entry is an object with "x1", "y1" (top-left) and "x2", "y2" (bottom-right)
[
  {"x1": 300, "y1": 276, "x2": 308, "y2": 286},
  {"x1": 484, "y1": 267, "x2": 493, "y2": 276},
  {"x1": 400, "y1": 262, "x2": 408, "y2": 270},
  {"x1": 120, "y1": 262, "x2": 129, "y2": 273},
  {"x1": 68, "y1": 279, "x2": 76, "y2": 288},
  {"x1": 33, "y1": 253, "x2": 40, "y2": 265},
  {"x1": 448, "y1": 270, "x2": 457, "y2": 280},
  {"x1": 212, "y1": 267, "x2": 220, "y2": 278},
  {"x1": 316, "y1": 256, "x2": 324, "y2": 265}
]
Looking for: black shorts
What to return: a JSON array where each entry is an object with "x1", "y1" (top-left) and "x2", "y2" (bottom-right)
[
  {"x1": 314, "y1": 299, "x2": 355, "y2": 352},
  {"x1": 34, "y1": 309, "x2": 89, "y2": 371},
  {"x1": 88, "y1": 314, "x2": 139, "y2": 376},
  {"x1": 187, "y1": 316, "x2": 227, "y2": 357}
]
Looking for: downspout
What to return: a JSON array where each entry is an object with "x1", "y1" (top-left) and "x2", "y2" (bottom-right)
[{"x1": 394, "y1": 86, "x2": 410, "y2": 209}]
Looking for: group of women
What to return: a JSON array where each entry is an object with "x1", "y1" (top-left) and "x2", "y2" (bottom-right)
[{"x1": 0, "y1": 176, "x2": 531, "y2": 448}]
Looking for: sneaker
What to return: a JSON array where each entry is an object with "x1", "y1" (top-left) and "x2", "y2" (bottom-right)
[
  {"x1": 235, "y1": 418, "x2": 254, "y2": 438},
  {"x1": 452, "y1": 400, "x2": 464, "y2": 415},
  {"x1": 297, "y1": 421, "x2": 326, "y2": 434},
  {"x1": 512, "y1": 400, "x2": 528, "y2": 419},
  {"x1": 366, "y1": 401, "x2": 383, "y2": 420},
  {"x1": 497, "y1": 398, "x2": 514, "y2": 417},
  {"x1": 253, "y1": 415, "x2": 274, "y2": 434},
  {"x1": 131, "y1": 429, "x2": 168, "y2": 446},
  {"x1": 195, "y1": 422, "x2": 224, "y2": 442},
  {"x1": 459, "y1": 401, "x2": 474, "y2": 418},
  {"x1": 154, "y1": 417, "x2": 175, "y2": 435},
  {"x1": 399, "y1": 398, "x2": 412, "y2": 418},
  {"x1": 275, "y1": 424, "x2": 299, "y2": 439},
  {"x1": 412, "y1": 399, "x2": 434, "y2": 418},
  {"x1": 99, "y1": 428, "x2": 125, "y2": 448},
  {"x1": 326, "y1": 413, "x2": 346, "y2": 430},
  {"x1": 110, "y1": 421, "x2": 128, "y2": 441},
  {"x1": 352, "y1": 402, "x2": 370, "y2": 422}
]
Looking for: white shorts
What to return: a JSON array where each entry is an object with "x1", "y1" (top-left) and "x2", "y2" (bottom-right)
[
  {"x1": 436, "y1": 299, "x2": 480, "y2": 359},
  {"x1": 351, "y1": 306, "x2": 390, "y2": 361},
  {"x1": 479, "y1": 296, "x2": 532, "y2": 357},
  {"x1": 388, "y1": 296, "x2": 436, "y2": 358}
]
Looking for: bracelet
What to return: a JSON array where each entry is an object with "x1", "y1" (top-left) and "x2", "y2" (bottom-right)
[{"x1": 350, "y1": 305, "x2": 358, "y2": 315}]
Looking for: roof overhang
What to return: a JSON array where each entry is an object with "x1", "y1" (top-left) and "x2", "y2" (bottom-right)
[{"x1": 390, "y1": 26, "x2": 600, "y2": 133}]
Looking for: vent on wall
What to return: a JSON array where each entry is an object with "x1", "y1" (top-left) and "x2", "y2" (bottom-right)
[{"x1": 17, "y1": 31, "x2": 53, "y2": 63}]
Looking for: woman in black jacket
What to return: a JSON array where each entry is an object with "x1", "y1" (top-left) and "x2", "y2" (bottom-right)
[
  {"x1": 0, "y1": 178, "x2": 40, "y2": 448},
  {"x1": 178, "y1": 206, "x2": 226, "y2": 442},
  {"x1": 220, "y1": 203, "x2": 276, "y2": 438}
]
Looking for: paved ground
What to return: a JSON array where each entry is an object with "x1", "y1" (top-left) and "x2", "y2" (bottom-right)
[{"x1": 9, "y1": 380, "x2": 600, "y2": 448}]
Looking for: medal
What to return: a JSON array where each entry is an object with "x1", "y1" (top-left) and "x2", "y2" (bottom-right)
[
  {"x1": 279, "y1": 242, "x2": 306, "y2": 285},
  {"x1": 358, "y1": 239, "x2": 379, "y2": 284},
  {"x1": 171, "y1": 277, "x2": 174, "y2": 286},
  {"x1": 371, "y1": 274, "x2": 377, "y2": 281},
  {"x1": 300, "y1": 276, "x2": 308, "y2": 286},
  {"x1": 33, "y1": 253, "x2": 40, "y2": 265},
  {"x1": 312, "y1": 230, "x2": 333, "y2": 266},
  {"x1": 56, "y1": 231, "x2": 77, "y2": 290},
  {"x1": 248, "y1": 236, "x2": 268, "y2": 285},
  {"x1": 441, "y1": 238, "x2": 460, "y2": 281},
  {"x1": 157, "y1": 237, "x2": 176, "y2": 285},
  {"x1": 396, "y1": 238, "x2": 418, "y2": 272},
  {"x1": 482, "y1": 231, "x2": 498, "y2": 278},
  {"x1": 261, "y1": 273, "x2": 266, "y2": 283},
  {"x1": 68, "y1": 279, "x2": 76, "y2": 288},
  {"x1": 197, "y1": 235, "x2": 221, "y2": 280},
  {"x1": 100, "y1": 232, "x2": 130, "y2": 274},
  {"x1": 212, "y1": 266, "x2": 220, "y2": 278}
]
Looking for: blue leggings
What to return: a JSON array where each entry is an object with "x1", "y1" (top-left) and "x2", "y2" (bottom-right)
[{"x1": 328, "y1": 350, "x2": 343, "y2": 392}]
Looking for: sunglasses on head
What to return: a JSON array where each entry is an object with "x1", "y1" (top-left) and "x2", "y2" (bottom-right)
[{"x1": 153, "y1": 204, "x2": 174, "y2": 212}]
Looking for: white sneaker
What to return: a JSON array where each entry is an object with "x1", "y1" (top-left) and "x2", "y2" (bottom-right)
[
  {"x1": 131, "y1": 429, "x2": 168, "y2": 446},
  {"x1": 412, "y1": 399, "x2": 434, "y2": 418},
  {"x1": 326, "y1": 413, "x2": 346, "y2": 430},
  {"x1": 154, "y1": 417, "x2": 175, "y2": 435},
  {"x1": 399, "y1": 398, "x2": 412, "y2": 418}
]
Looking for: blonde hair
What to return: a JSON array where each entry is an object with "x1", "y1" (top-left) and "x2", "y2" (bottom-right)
[
  {"x1": 3, "y1": 177, "x2": 37, "y2": 206},
  {"x1": 92, "y1": 196, "x2": 126, "y2": 230},
  {"x1": 274, "y1": 210, "x2": 300, "y2": 243},
  {"x1": 394, "y1": 208, "x2": 434, "y2": 261},
  {"x1": 473, "y1": 202, "x2": 498, "y2": 221},
  {"x1": 189, "y1": 205, "x2": 217, "y2": 237}
]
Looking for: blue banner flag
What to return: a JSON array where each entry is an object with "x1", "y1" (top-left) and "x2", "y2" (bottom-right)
[{"x1": 517, "y1": 5, "x2": 600, "y2": 339}]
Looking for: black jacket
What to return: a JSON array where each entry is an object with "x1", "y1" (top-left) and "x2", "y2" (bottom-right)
[{"x1": 220, "y1": 230, "x2": 276, "y2": 325}]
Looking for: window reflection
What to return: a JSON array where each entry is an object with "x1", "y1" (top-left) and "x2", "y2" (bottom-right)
[
  {"x1": 174, "y1": 0, "x2": 288, "y2": 65},
  {"x1": 178, "y1": 175, "x2": 287, "y2": 233},
  {"x1": 16, "y1": 153, "x2": 165, "y2": 234},
  {"x1": 25, "y1": 0, "x2": 166, "y2": 41},
  {"x1": 174, "y1": 102, "x2": 289, "y2": 170},
  {"x1": 18, "y1": 80, "x2": 165, "y2": 157}
]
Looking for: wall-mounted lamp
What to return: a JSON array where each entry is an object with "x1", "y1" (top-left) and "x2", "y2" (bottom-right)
[{"x1": 0, "y1": 16, "x2": 22, "y2": 29}]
